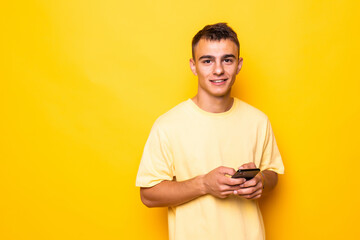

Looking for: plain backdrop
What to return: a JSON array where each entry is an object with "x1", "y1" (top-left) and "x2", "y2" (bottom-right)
[{"x1": 2, "y1": 0, "x2": 360, "y2": 239}]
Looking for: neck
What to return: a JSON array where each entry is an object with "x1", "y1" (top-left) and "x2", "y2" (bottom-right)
[{"x1": 191, "y1": 93, "x2": 234, "y2": 113}]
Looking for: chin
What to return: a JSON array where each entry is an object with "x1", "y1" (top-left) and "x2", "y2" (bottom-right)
[
  {"x1": 208, "y1": 86, "x2": 233, "y2": 97},
  {"x1": 210, "y1": 91, "x2": 231, "y2": 98}
]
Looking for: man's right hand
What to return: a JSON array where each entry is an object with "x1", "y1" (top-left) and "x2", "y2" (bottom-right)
[{"x1": 202, "y1": 166, "x2": 246, "y2": 199}]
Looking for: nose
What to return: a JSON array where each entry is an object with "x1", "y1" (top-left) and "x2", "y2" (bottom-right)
[{"x1": 213, "y1": 61, "x2": 224, "y2": 75}]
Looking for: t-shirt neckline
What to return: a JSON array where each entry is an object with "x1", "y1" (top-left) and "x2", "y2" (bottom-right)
[{"x1": 187, "y1": 98, "x2": 237, "y2": 117}]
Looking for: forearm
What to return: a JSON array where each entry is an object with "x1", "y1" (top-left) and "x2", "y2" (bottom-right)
[
  {"x1": 140, "y1": 175, "x2": 206, "y2": 208},
  {"x1": 261, "y1": 170, "x2": 278, "y2": 195}
]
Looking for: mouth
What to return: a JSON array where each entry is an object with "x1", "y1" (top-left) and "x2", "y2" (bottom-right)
[{"x1": 210, "y1": 79, "x2": 228, "y2": 84}]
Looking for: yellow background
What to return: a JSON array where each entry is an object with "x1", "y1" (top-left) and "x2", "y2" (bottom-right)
[{"x1": 2, "y1": 0, "x2": 360, "y2": 239}]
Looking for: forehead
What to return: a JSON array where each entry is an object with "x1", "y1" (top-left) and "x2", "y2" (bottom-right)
[{"x1": 194, "y1": 38, "x2": 239, "y2": 60}]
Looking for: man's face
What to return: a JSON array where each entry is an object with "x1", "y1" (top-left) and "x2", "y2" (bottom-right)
[{"x1": 190, "y1": 38, "x2": 243, "y2": 99}]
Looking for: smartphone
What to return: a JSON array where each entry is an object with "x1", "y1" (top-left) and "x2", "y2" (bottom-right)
[{"x1": 231, "y1": 168, "x2": 260, "y2": 180}]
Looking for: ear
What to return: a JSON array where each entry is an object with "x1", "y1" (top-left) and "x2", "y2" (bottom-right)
[
  {"x1": 189, "y1": 58, "x2": 197, "y2": 76},
  {"x1": 236, "y1": 57, "x2": 243, "y2": 74}
]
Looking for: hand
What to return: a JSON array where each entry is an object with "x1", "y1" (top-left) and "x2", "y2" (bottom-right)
[
  {"x1": 234, "y1": 162, "x2": 264, "y2": 199},
  {"x1": 203, "y1": 166, "x2": 246, "y2": 199}
]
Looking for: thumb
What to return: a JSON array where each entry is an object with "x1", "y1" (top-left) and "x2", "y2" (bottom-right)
[
  {"x1": 218, "y1": 166, "x2": 236, "y2": 176},
  {"x1": 238, "y1": 162, "x2": 256, "y2": 169}
]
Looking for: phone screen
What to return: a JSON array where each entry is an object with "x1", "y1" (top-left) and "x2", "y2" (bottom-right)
[{"x1": 231, "y1": 168, "x2": 260, "y2": 180}]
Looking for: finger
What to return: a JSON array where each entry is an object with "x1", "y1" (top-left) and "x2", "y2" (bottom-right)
[
  {"x1": 218, "y1": 166, "x2": 237, "y2": 176},
  {"x1": 236, "y1": 185, "x2": 261, "y2": 196},
  {"x1": 243, "y1": 189, "x2": 263, "y2": 199},
  {"x1": 238, "y1": 162, "x2": 256, "y2": 169},
  {"x1": 219, "y1": 190, "x2": 235, "y2": 198},
  {"x1": 225, "y1": 176, "x2": 247, "y2": 186},
  {"x1": 239, "y1": 188, "x2": 262, "y2": 199},
  {"x1": 240, "y1": 175, "x2": 261, "y2": 188},
  {"x1": 220, "y1": 182, "x2": 246, "y2": 192},
  {"x1": 240, "y1": 180, "x2": 256, "y2": 188},
  {"x1": 249, "y1": 193, "x2": 262, "y2": 200}
]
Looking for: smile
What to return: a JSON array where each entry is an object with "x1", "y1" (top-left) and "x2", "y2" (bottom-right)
[{"x1": 210, "y1": 79, "x2": 227, "y2": 83}]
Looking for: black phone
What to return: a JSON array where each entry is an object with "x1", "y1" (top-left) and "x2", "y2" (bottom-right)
[{"x1": 231, "y1": 168, "x2": 260, "y2": 180}]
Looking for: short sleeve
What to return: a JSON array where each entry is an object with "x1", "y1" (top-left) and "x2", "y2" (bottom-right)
[
  {"x1": 259, "y1": 118, "x2": 285, "y2": 174},
  {"x1": 136, "y1": 121, "x2": 175, "y2": 187}
]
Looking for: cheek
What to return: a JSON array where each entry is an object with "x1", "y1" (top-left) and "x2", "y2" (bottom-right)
[
  {"x1": 197, "y1": 68, "x2": 210, "y2": 78},
  {"x1": 227, "y1": 67, "x2": 239, "y2": 77}
]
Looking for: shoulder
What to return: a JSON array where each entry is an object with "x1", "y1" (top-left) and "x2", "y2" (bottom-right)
[
  {"x1": 152, "y1": 100, "x2": 192, "y2": 130},
  {"x1": 234, "y1": 98, "x2": 269, "y2": 122}
]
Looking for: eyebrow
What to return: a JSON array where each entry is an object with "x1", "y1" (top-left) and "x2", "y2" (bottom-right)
[
  {"x1": 223, "y1": 54, "x2": 236, "y2": 59},
  {"x1": 198, "y1": 55, "x2": 214, "y2": 60},
  {"x1": 198, "y1": 54, "x2": 237, "y2": 61}
]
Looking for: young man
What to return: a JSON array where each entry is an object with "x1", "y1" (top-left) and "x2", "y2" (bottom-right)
[{"x1": 136, "y1": 23, "x2": 284, "y2": 240}]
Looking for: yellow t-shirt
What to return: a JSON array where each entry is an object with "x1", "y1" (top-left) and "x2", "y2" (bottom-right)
[{"x1": 136, "y1": 98, "x2": 284, "y2": 240}]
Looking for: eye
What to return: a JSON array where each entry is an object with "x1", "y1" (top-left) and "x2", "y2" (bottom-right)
[
  {"x1": 202, "y1": 59, "x2": 211, "y2": 64},
  {"x1": 224, "y1": 58, "x2": 233, "y2": 63}
]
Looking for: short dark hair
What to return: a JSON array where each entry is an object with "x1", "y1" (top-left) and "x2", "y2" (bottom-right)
[{"x1": 192, "y1": 23, "x2": 240, "y2": 60}]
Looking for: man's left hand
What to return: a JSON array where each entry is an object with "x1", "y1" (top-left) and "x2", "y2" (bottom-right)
[{"x1": 233, "y1": 162, "x2": 264, "y2": 200}]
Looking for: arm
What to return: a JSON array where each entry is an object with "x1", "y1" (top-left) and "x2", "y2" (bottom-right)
[
  {"x1": 233, "y1": 162, "x2": 278, "y2": 199},
  {"x1": 140, "y1": 166, "x2": 246, "y2": 208}
]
